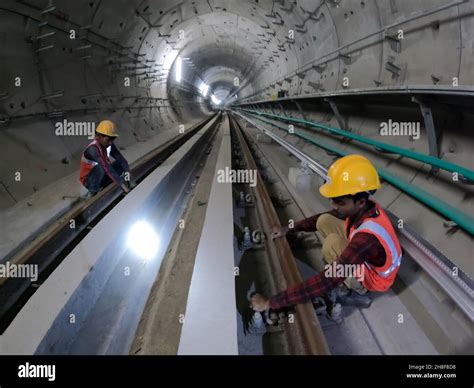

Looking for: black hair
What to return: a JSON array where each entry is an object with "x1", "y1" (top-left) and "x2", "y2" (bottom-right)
[{"x1": 334, "y1": 190, "x2": 376, "y2": 203}]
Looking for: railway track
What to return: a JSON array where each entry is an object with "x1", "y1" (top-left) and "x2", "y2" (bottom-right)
[
  {"x1": 0, "y1": 110, "x2": 470, "y2": 355},
  {"x1": 229, "y1": 113, "x2": 329, "y2": 355}
]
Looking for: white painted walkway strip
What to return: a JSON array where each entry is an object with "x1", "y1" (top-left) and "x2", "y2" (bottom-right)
[
  {"x1": 0, "y1": 117, "x2": 218, "y2": 355},
  {"x1": 178, "y1": 116, "x2": 237, "y2": 355}
]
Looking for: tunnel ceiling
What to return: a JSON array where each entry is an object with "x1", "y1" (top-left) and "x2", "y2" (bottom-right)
[
  {"x1": 2, "y1": 0, "x2": 473, "y2": 115},
  {"x1": 145, "y1": 3, "x2": 305, "y2": 105},
  {"x1": 2, "y1": 0, "x2": 319, "y2": 112}
]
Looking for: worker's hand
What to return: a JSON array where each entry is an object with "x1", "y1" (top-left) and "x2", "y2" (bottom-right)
[
  {"x1": 250, "y1": 293, "x2": 270, "y2": 312},
  {"x1": 271, "y1": 225, "x2": 289, "y2": 240}
]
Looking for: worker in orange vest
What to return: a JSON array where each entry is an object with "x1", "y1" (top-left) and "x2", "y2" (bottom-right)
[
  {"x1": 250, "y1": 155, "x2": 402, "y2": 312},
  {"x1": 79, "y1": 120, "x2": 133, "y2": 197}
]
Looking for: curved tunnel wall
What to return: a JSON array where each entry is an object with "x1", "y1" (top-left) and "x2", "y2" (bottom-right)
[{"x1": 1, "y1": 0, "x2": 474, "y2": 209}]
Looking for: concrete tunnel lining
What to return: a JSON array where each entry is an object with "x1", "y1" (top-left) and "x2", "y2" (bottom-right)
[
  {"x1": 0, "y1": 0, "x2": 473, "y2": 358},
  {"x1": 2, "y1": 0, "x2": 474, "y2": 206}
]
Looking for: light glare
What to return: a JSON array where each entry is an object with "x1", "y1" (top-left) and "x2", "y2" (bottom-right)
[
  {"x1": 175, "y1": 56, "x2": 182, "y2": 82},
  {"x1": 211, "y1": 95, "x2": 221, "y2": 105},
  {"x1": 127, "y1": 221, "x2": 160, "y2": 260}
]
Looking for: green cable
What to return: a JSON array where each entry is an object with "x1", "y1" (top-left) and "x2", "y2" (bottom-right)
[
  {"x1": 240, "y1": 108, "x2": 474, "y2": 183},
  {"x1": 244, "y1": 112, "x2": 474, "y2": 236}
]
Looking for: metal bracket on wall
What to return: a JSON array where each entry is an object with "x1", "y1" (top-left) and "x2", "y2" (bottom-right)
[
  {"x1": 293, "y1": 100, "x2": 307, "y2": 121},
  {"x1": 312, "y1": 63, "x2": 327, "y2": 73},
  {"x1": 324, "y1": 99, "x2": 348, "y2": 131},
  {"x1": 280, "y1": 0, "x2": 294, "y2": 13},
  {"x1": 278, "y1": 102, "x2": 287, "y2": 117},
  {"x1": 266, "y1": 103, "x2": 276, "y2": 115},
  {"x1": 384, "y1": 31, "x2": 402, "y2": 53},
  {"x1": 295, "y1": 24, "x2": 307, "y2": 33},
  {"x1": 272, "y1": 17, "x2": 284, "y2": 26},
  {"x1": 308, "y1": 81, "x2": 321, "y2": 91},
  {"x1": 412, "y1": 96, "x2": 440, "y2": 173},
  {"x1": 386, "y1": 56, "x2": 403, "y2": 79},
  {"x1": 338, "y1": 52, "x2": 352, "y2": 65}
]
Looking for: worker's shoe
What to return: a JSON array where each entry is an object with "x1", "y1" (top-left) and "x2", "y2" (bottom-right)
[
  {"x1": 82, "y1": 191, "x2": 97, "y2": 199},
  {"x1": 312, "y1": 297, "x2": 327, "y2": 315},
  {"x1": 337, "y1": 290, "x2": 372, "y2": 308},
  {"x1": 327, "y1": 302, "x2": 343, "y2": 322},
  {"x1": 312, "y1": 297, "x2": 344, "y2": 323}
]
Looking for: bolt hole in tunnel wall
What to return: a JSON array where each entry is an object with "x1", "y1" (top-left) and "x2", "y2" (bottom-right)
[{"x1": 0, "y1": 0, "x2": 472, "y2": 368}]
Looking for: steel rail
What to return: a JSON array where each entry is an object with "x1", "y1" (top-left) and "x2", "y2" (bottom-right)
[{"x1": 229, "y1": 114, "x2": 329, "y2": 355}]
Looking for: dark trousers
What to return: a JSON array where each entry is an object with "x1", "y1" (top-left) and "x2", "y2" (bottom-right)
[{"x1": 84, "y1": 161, "x2": 124, "y2": 195}]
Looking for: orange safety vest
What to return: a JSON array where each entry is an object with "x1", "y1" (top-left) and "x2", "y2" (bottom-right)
[
  {"x1": 345, "y1": 202, "x2": 402, "y2": 292},
  {"x1": 79, "y1": 139, "x2": 111, "y2": 185}
]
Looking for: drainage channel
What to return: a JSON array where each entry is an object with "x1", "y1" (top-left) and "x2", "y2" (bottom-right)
[{"x1": 130, "y1": 114, "x2": 229, "y2": 355}]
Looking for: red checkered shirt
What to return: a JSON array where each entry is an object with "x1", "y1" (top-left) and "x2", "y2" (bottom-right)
[{"x1": 269, "y1": 202, "x2": 386, "y2": 310}]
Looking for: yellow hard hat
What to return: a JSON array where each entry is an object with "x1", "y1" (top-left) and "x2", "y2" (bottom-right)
[
  {"x1": 319, "y1": 155, "x2": 381, "y2": 198},
  {"x1": 96, "y1": 120, "x2": 118, "y2": 137}
]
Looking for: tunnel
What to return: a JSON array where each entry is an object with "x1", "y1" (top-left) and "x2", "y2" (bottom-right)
[{"x1": 0, "y1": 0, "x2": 473, "y2": 366}]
